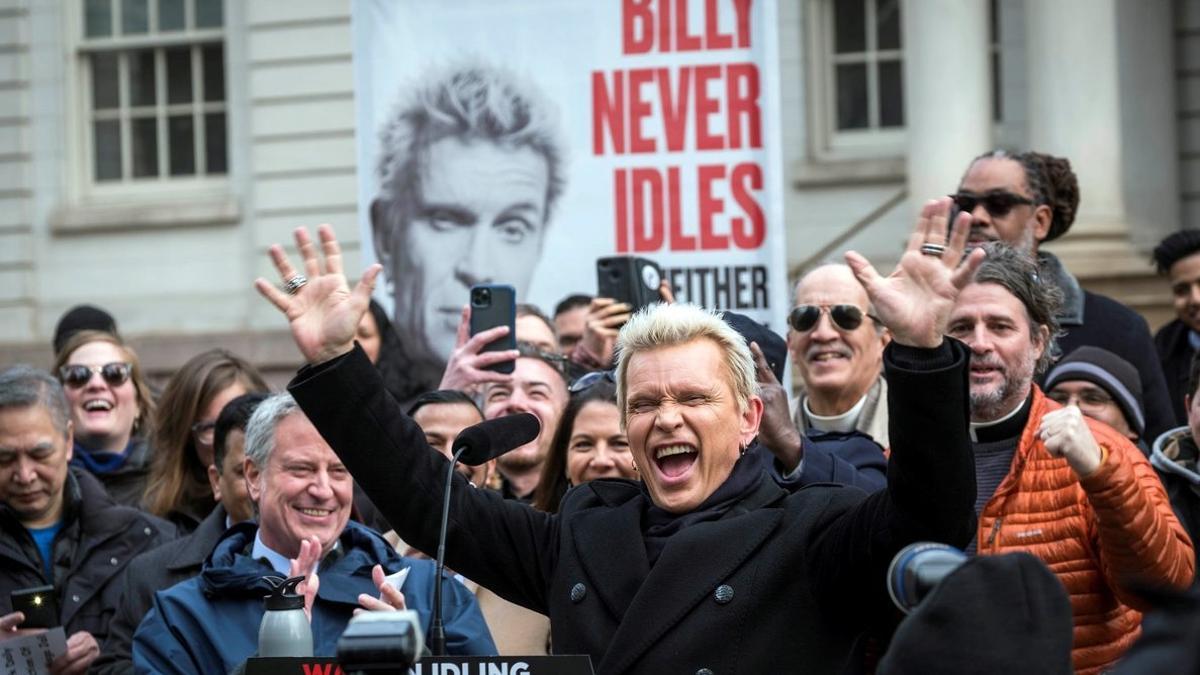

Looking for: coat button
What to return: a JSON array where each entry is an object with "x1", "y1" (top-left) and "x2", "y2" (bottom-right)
[
  {"x1": 714, "y1": 584, "x2": 734, "y2": 604},
  {"x1": 71, "y1": 594, "x2": 80, "y2": 603},
  {"x1": 569, "y1": 583, "x2": 586, "y2": 603},
  {"x1": 143, "y1": 527, "x2": 152, "y2": 536},
  {"x1": 697, "y1": 669, "x2": 714, "y2": 675},
  {"x1": 110, "y1": 557, "x2": 119, "y2": 566}
]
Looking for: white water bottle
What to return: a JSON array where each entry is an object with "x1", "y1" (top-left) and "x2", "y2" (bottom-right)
[{"x1": 258, "y1": 575, "x2": 313, "y2": 657}]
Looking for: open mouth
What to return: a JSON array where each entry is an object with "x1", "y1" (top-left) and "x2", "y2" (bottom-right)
[
  {"x1": 83, "y1": 399, "x2": 113, "y2": 412},
  {"x1": 295, "y1": 506, "x2": 335, "y2": 518},
  {"x1": 808, "y1": 351, "x2": 849, "y2": 364},
  {"x1": 654, "y1": 444, "x2": 698, "y2": 481}
]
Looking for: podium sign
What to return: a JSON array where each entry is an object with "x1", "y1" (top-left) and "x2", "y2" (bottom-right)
[{"x1": 245, "y1": 656, "x2": 594, "y2": 675}]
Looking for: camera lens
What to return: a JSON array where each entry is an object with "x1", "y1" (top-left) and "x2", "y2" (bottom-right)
[{"x1": 472, "y1": 287, "x2": 491, "y2": 307}]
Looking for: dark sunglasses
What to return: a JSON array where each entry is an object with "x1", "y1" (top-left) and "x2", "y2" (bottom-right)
[
  {"x1": 569, "y1": 369, "x2": 616, "y2": 394},
  {"x1": 950, "y1": 191, "x2": 1035, "y2": 218},
  {"x1": 788, "y1": 305, "x2": 875, "y2": 333},
  {"x1": 59, "y1": 362, "x2": 132, "y2": 388}
]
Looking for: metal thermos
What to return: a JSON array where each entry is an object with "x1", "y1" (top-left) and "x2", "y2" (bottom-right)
[{"x1": 258, "y1": 575, "x2": 313, "y2": 657}]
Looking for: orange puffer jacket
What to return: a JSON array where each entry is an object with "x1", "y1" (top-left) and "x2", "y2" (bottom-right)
[{"x1": 976, "y1": 389, "x2": 1194, "y2": 675}]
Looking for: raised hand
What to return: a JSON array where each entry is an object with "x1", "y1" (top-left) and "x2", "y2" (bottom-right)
[
  {"x1": 438, "y1": 306, "x2": 517, "y2": 393},
  {"x1": 844, "y1": 197, "x2": 985, "y2": 348},
  {"x1": 578, "y1": 297, "x2": 631, "y2": 366},
  {"x1": 356, "y1": 564, "x2": 408, "y2": 615},
  {"x1": 1039, "y1": 406, "x2": 1103, "y2": 477},
  {"x1": 750, "y1": 342, "x2": 802, "y2": 472},
  {"x1": 254, "y1": 225, "x2": 381, "y2": 365},
  {"x1": 288, "y1": 536, "x2": 322, "y2": 622}
]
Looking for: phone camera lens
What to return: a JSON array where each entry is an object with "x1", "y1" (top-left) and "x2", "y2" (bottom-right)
[{"x1": 472, "y1": 287, "x2": 491, "y2": 306}]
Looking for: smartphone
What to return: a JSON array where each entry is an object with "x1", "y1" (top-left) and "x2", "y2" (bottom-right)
[
  {"x1": 468, "y1": 284, "x2": 517, "y2": 374},
  {"x1": 11, "y1": 585, "x2": 59, "y2": 629},
  {"x1": 596, "y1": 256, "x2": 663, "y2": 312}
]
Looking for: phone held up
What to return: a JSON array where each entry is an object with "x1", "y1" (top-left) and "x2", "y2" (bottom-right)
[
  {"x1": 469, "y1": 284, "x2": 517, "y2": 374},
  {"x1": 596, "y1": 256, "x2": 663, "y2": 313},
  {"x1": 10, "y1": 585, "x2": 59, "y2": 629}
]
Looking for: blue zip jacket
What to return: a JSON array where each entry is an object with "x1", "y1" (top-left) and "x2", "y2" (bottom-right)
[{"x1": 132, "y1": 520, "x2": 495, "y2": 674}]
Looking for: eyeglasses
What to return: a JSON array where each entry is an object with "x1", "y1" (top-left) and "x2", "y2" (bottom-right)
[
  {"x1": 59, "y1": 362, "x2": 132, "y2": 388},
  {"x1": 1046, "y1": 389, "x2": 1116, "y2": 410},
  {"x1": 191, "y1": 420, "x2": 216, "y2": 447},
  {"x1": 950, "y1": 191, "x2": 1035, "y2": 218},
  {"x1": 788, "y1": 305, "x2": 875, "y2": 333},
  {"x1": 569, "y1": 370, "x2": 616, "y2": 394}
]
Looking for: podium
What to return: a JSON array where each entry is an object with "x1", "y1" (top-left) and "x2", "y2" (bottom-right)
[{"x1": 244, "y1": 655, "x2": 594, "y2": 675}]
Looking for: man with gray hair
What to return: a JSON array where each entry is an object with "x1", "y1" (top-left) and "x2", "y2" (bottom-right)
[
  {"x1": 132, "y1": 393, "x2": 494, "y2": 674},
  {"x1": 369, "y1": 61, "x2": 566, "y2": 396},
  {"x1": 944, "y1": 242, "x2": 1193, "y2": 673},
  {"x1": 0, "y1": 365, "x2": 173, "y2": 675}
]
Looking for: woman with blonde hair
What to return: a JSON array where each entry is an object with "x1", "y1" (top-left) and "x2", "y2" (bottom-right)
[
  {"x1": 54, "y1": 330, "x2": 156, "y2": 507},
  {"x1": 143, "y1": 349, "x2": 268, "y2": 532}
]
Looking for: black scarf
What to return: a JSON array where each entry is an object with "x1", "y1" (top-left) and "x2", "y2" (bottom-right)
[{"x1": 642, "y1": 447, "x2": 766, "y2": 566}]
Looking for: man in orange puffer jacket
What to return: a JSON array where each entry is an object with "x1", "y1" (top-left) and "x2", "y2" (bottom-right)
[{"x1": 944, "y1": 243, "x2": 1194, "y2": 675}]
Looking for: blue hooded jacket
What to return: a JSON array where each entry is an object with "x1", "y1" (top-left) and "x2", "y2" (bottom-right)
[{"x1": 132, "y1": 520, "x2": 495, "y2": 674}]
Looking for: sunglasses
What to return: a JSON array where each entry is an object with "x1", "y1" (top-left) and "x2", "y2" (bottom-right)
[
  {"x1": 569, "y1": 370, "x2": 616, "y2": 394},
  {"x1": 59, "y1": 362, "x2": 132, "y2": 388},
  {"x1": 950, "y1": 191, "x2": 1035, "y2": 218},
  {"x1": 788, "y1": 305, "x2": 876, "y2": 333}
]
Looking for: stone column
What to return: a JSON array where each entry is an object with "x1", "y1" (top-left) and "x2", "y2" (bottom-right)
[{"x1": 903, "y1": 0, "x2": 993, "y2": 210}]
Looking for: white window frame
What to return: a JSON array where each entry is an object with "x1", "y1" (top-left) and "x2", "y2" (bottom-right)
[
  {"x1": 804, "y1": 0, "x2": 907, "y2": 163},
  {"x1": 67, "y1": 0, "x2": 230, "y2": 204}
]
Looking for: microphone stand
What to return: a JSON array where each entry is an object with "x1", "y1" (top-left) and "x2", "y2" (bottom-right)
[{"x1": 431, "y1": 447, "x2": 466, "y2": 656}]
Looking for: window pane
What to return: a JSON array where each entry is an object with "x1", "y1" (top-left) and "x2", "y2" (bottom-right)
[
  {"x1": 91, "y1": 53, "x2": 119, "y2": 110},
  {"x1": 85, "y1": 0, "x2": 113, "y2": 38},
  {"x1": 878, "y1": 60, "x2": 904, "y2": 127},
  {"x1": 94, "y1": 120, "x2": 122, "y2": 181},
  {"x1": 121, "y1": 0, "x2": 149, "y2": 34},
  {"x1": 876, "y1": 0, "x2": 901, "y2": 50},
  {"x1": 166, "y1": 47, "x2": 193, "y2": 104},
  {"x1": 195, "y1": 0, "x2": 223, "y2": 28},
  {"x1": 158, "y1": 0, "x2": 185, "y2": 30},
  {"x1": 131, "y1": 116, "x2": 159, "y2": 177},
  {"x1": 205, "y1": 112, "x2": 227, "y2": 174},
  {"x1": 834, "y1": 0, "x2": 866, "y2": 53},
  {"x1": 201, "y1": 44, "x2": 224, "y2": 102},
  {"x1": 129, "y1": 49, "x2": 157, "y2": 107},
  {"x1": 168, "y1": 114, "x2": 195, "y2": 175},
  {"x1": 835, "y1": 63, "x2": 868, "y2": 130}
]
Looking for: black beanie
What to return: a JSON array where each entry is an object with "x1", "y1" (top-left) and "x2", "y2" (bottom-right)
[
  {"x1": 53, "y1": 304, "x2": 119, "y2": 355},
  {"x1": 1044, "y1": 346, "x2": 1145, "y2": 438},
  {"x1": 878, "y1": 552, "x2": 1074, "y2": 675},
  {"x1": 722, "y1": 311, "x2": 787, "y2": 383}
]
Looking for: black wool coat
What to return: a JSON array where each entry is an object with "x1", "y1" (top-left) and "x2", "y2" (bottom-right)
[
  {"x1": 91, "y1": 504, "x2": 229, "y2": 675},
  {"x1": 0, "y1": 469, "x2": 175, "y2": 643},
  {"x1": 290, "y1": 342, "x2": 977, "y2": 675}
]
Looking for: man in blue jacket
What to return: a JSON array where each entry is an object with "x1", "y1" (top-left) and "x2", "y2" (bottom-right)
[{"x1": 131, "y1": 393, "x2": 495, "y2": 674}]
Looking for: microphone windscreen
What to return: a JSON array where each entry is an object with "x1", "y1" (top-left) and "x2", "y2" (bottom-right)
[{"x1": 453, "y1": 413, "x2": 541, "y2": 466}]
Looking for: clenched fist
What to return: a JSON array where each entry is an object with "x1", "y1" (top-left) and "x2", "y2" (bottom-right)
[{"x1": 1038, "y1": 406, "x2": 1104, "y2": 477}]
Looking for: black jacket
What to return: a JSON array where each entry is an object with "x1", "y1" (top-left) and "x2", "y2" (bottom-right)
[
  {"x1": 1154, "y1": 318, "x2": 1194, "y2": 426},
  {"x1": 0, "y1": 469, "x2": 174, "y2": 642},
  {"x1": 90, "y1": 504, "x2": 229, "y2": 675},
  {"x1": 1040, "y1": 252, "x2": 1174, "y2": 442},
  {"x1": 70, "y1": 437, "x2": 152, "y2": 509},
  {"x1": 289, "y1": 341, "x2": 977, "y2": 674}
]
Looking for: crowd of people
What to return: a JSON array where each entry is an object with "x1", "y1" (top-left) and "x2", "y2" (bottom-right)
[{"x1": 5, "y1": 127, "x2": 1200, "y2": 673}]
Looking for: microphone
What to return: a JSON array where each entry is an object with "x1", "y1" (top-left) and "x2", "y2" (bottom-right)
[
  {"x1": 429, "y1": 413, "x2": 541, "y2": 655},
  {"x1": 452, "y1": 413, "x2": 541, "y2": 466},
  {"x1": 886, "y1": 542, "x2": 967, "y2": 614}
]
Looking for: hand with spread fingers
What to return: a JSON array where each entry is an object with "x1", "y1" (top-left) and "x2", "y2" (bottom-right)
[
  {"x1": 844, "y1": 197, "x2": 986, "y2": 348},
  {"x1": 438, "y1": 306, "x2": 518, "y2": 393},
  {"x1": 254, "y1": 225, "x2": 381, "y2": 365},
  {"x1": 1039, "y1": 406, "x2": 1104, "y2": 477},
  {"x1": 751, "y1": 341, "x2": 803, "y2": 472}
]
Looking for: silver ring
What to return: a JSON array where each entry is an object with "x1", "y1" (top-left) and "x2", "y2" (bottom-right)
[
  {"x1": 284, "y1": 274, "x2": 308, "y2": 295},
  {"x1": 920, "y1": 243, "x2": 946, "y2": 257}
]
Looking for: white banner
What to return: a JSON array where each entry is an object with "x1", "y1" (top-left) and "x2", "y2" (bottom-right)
[{"x1": 353, "y1": 0, "x2": 787, "y2": 368}]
